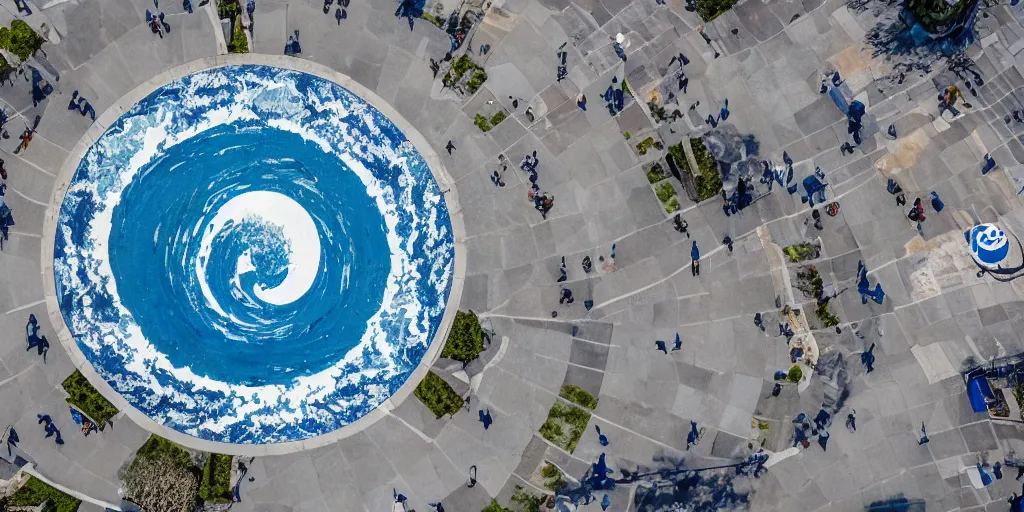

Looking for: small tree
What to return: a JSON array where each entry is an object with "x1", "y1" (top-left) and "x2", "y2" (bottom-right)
[
  {"x1": 787, "y1": 365, "x2": 803, "y2": 383},
  {"x1": 440, "y1": 310, "x2": 485, "y2": 364}
]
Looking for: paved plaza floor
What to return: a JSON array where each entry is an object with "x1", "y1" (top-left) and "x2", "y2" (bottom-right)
[{"x1": 1, "y1": 0, "x2": 1024, "y2": 508}]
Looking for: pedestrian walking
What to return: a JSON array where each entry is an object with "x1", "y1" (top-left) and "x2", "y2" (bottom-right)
[
  {"x1": 577, "y1": 93, "x2": 587, "y2": 111},
  {"x1": 673, "y1": 214, "x2": 689, "y2": 237},
  {"x1": 686, "y1": 421, "x2": 700, "y2": 449},
  {"x1": 559, "y1": 287, "x2": 574, "y2": 304},
  {"x1": 478, "y1": 409, "x2": 493, "y2": 430},
  {"x1": 908, "y1": 198, "x2": 925, "y2": 224},
  {"x1": 769, "y1": 383, "x2": 782, "y2": 397},
  {"x1": 846, "y1": 410, "x2": 856, "y2": 432},
  {"x1": 690, "y1": 241, "x2": 700, "y2": 276},
  {"x1": 918, "y1": 422, "x2": 929, "y2": 445},
  {"x1": 754, "y1": 312, "x2": 764, "y2": 331},
  {"x1": 595, "y1": 424, "x2": 609, "y2": 446},
  {"x1": 582, "y1": 255, "x2": 593, "y2": 273},
  {"x1": 672, "y1": 333, "x2": 682, "y2": 351},
  {"x1": 557, "y1": 256, "x2": 567, "y2": 282},
  {"x1": 886, "y1": 124, "x2": 897, "y2": 139},
  {"x1": 655, "y1": 340, "x2": 668, "y2": 354},
  {"x1": 981, "y1": 153, "x2": 997, "y2": 175},
  {"x1": 930, "y1": 191, "x2": 944, "y2": 212},
  {"x1": 860, "y1": 343, "x2": 876, "y2": 373},
  {"x1": 722, "y1": 235, "x2": 733, "y2": 253},
  {"x1": 445, "y1": 140, "x2": 455, "y2": 155},
  {"x1": 839, "y1": 142, "x2": 855, "y2": 155}
]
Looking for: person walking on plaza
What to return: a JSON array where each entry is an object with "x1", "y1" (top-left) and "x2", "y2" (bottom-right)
[
  {"x1": 690, "y1": 241, "x2": 700, "y2": 276},
  {"x1": 918, "y1": 422, "x2": 929, "y2": 445}
]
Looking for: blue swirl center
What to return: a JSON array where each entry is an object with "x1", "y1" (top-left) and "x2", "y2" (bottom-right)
[{"x1": 108, "y1": 125, "x2": 390, "y2": 385}]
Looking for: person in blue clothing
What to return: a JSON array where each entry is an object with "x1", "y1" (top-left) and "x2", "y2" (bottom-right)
[{"x1": 690, "y1": 241, "x2": 700, "y2": 276}]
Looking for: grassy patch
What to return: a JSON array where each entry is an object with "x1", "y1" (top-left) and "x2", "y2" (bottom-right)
[
  {"x1": 9, "y1": 477, "x2": 82, "y2": 512},
  {"x1": 133, "y1": 435, "x2": 192, "y2": 469},
  {"x1": 783, "y1": 241, "x2": 821, "y2": 263},
  {"x1": 690, "y1": 138, "x2": 722, "y2": 201},
  {"x1": 199, "y1": 454, "x2": 233, "y2": 504},
  {"x1": 229, "y1": 15, "x2": 249, "y2": 53},
  {"x1": 62, "y1": 370, "x2": 119, "y2": 425},
  {"x1": 794, "y1": 265, "x2": 824, "y2": 300},
  {"x1": 815, "y1": 301, "x2": 840, "y2": 327},
  {"x1": 787, "y1": 365, "x2": 803, "y2": 383},
  {"x1": 490, "y1": 111, "x2": 507, "y2": 126},
  {"x1": 216, "y1": 0, "x2": 240, "y2": 19},
  {"x1": 511, "y1": 486, "x2": 544, "y2": 512},
  {"x1": 646, "y1": 162, "x2": 667, "y2": 184},
  {"x1": 636, "y1": 136, "x2": 664, "y2": 156},
  {"x1": 669, "y1": 138, "x2": 723, "y2": 201},
  {"x1": 421, "y1": 12, "x2": 444, "y2": 28},
  {"x1": 443, "y1": 55, "x2": 487, "y2": 94},
  {"x1": 0, "y1": 20, "x2": 43, "y2": 61},
  {"x1": 541, "y1": 463, "x2": 564, "y2": 491},
  {"x1": 664, "y1": 196, "x2": 680, "y2": 213},
  {"x1": 653, "y1": 179, "x2": 681, "y2": 214},
  {"x1": 621, "y1": 78, "x2": 633, "y2": 97},
  {"x1": 540, "y1": 386, "x2": 598, "y2": 452},
  {"x1": 414, "y1": 371, "x2": 464, "y2": 419},
  {"x1": 655, "y1": 181, "x2": 676, "y2": 203},
  {"x1": 440, "y1": 310, "x2": 485, "y2": 364},
  {"x1": 623, "y1": 131, "x2": 631, "y2": 140},
  {"x1": 559, "y1": 384, "x2": 598, "y2": 410},
  {"x1": 695, "y1": 0, "x2": 737, "y2": 22},
  {"x1": 474, "y1": 113, "x2": 493, "y2": 132}
]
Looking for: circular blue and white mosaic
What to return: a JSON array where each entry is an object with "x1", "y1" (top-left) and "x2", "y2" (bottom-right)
[{"x1": 53, "y1": 65, "x2": 455, "y2": 444}]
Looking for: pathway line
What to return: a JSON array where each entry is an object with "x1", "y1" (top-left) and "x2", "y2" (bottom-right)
[{"x1": 5, "y1": 299, "x2": 46, "y2": 315}]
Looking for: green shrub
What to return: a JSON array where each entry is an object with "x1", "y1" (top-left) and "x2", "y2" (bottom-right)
[
  {"x1": 691, "y1": 138, "x2": 722, "y2": 201},
  {"x1": 440, "y1": 310, "x2": 485, "y2": 364},
  {"x1": 787, "y1": 365, "x2": 803, "y2": 383},
  {"x1": 815, "y1": 302, "x2": 840, "y2": 328},
  {"x1": 133, "y1": 434, "x2": 192, "y2": 469},
  {"x1": 695, "y1": 0, "x2": 737, "y2": 22},
  {"x1": 634, "y1": 137, "x2": 663, "y2": 155},
  {"x1": 655, "y1": 181, "x2": 676, "y2": 203},
  {"x1": 623, "y1": 131, "x2": 631, "y2": 140},
  {"x1": 795, "y1": 265, "x2": 825, "y2": 299},
  {"x1": 668, "y1": 142, "x2": 688, "y2": 173},
  {"x1": 414, "y1": 371, "x2": 464, "y2": 419},
  {"x1": 646, "y1": 162, "x2": 666, "y2": 183},
  {"x1": 482, "y1": 499, "x2": 512, "y2": 512},
  {"x1": 9, "y1": 477, "x2": 82, "y2": 512},
  {"x1": 541, "y1": 464, "x2": 564, "y2": 491},
  {"x1": 199, "y1": 454, "x2": 233, "y2": 504},
  {"x1": 474, "y1": 113, "x2": 492, "y2": 132},
  {"x1": 62, "y1": 370, "x2": 119, "y2": 425},
  {"x1": 466, "y1": 69, "x2": 488, "y2": 93},
  {"x1": 664, "y1": 196, "x2": 680, "y2": 213},
  {"x1": 540, "y1": 400, "x2": 591, "y2": 452},
  {"x1": 490, "y1": 110, "x2": 507, "y2": 126},
  {"x1": 783, "y1": 242, "x2": 820, "y2": 262},
  {"x1": 216, "y1": 0, "x2": 240, "y2": 20},
  {"x1": 511, "y1": 487, "x2": 544, "y2": 512},
  {"x1": 0, "y1": 20, "x2": 43, "y2": 61},
  {"x1": 230, "y1": 15, "x2": 249, "y2": 53},
  {"x1": 559, "y1": 384, "x2": 598, "y2": 410},
  {"x1": 451, "y1": 55, "x2": 474, "y2": 77},
  {"x1": 421, "y1": 12, "x2": 444, "y2": 28}
]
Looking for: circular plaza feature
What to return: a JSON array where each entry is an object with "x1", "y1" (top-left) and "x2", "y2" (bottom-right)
[{"x1": 50, "y1": 64, "x2": 457, "y2": 444}]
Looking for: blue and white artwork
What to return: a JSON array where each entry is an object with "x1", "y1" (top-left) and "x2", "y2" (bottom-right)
[
  {"x1": 966, "y1": 223, "x2": 1009, "y2": 269},
  {"x1": 53, "y1": 65, "x2": 455, "y2": 443}
]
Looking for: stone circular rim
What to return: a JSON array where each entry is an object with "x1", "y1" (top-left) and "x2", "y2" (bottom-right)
[{"x1": 41, "y1": 54, "x2": 467, "y2": 455}]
